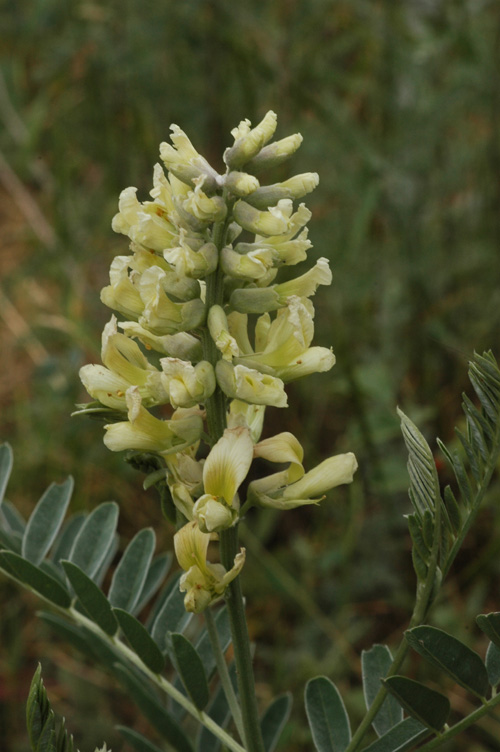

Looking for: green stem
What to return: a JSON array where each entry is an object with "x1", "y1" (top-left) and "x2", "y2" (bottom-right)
[
  {"x1": 220, "y1": 525, "x2": 265, "y2": 752},
  {"x1": 202, "y1": 208, "x2": 265, "y2": 752},
  {"x1": 416, "y1": 693, "x2": 500, "y2": 751},
  {"x1": 205, "y1": 607, "x2": 245, "y2": 743}
]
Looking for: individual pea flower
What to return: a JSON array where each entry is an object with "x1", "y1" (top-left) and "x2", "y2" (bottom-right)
[
  {"x1": 247, "y1": 451, "x2": 358, "y2": 510},
  {"x1": 100, "y1": 255, "x2": 145, "y2": 320},
  {"x1": 233, "y1": 296, "x2": 336, "y2": 382},
  {"x1": 164, "y1": 231, "x2": 218, "y2": 279},
  {"x1": 207, "y1": 305, "x2": 240, "y2": 361},
  {"x1": 160, "y1": 125, "x2": 222, "y2": 194},
  {"x1": 253, "y1": 431, "x2": 305, "y2": 483},
  {"x1": 244, "y1": 173, "x2": 319, "y2": 210},
  {"x1": 227, "y1": 400, "x2": 266, "y2": 443},
  {"x1": 111, "y1": 179, "x2": 180, "y2": 253},
  {"x1": 120, "y1": 321, "x2": 203, "y2": 360},
  {"x1": 174, "y1": 520, "x2": 246, "y2": 613},
  {"x1": 232, "y1": 198, "x2": 294, "y2": 237},
  {"x1": 103, "y1": 386, "x2": 203, "y2": 456},
  {"x1": 137, "y1": 266, "x2": 206, "y2": 335},
  {"x1": 220, "y1": 244, "x2": 278, "y2": 281},
  {"x1": 160, "y1": 358, "x2": 216, "y2": 408},
  {"x1": 224, "y1": 110, "x2": 277, "y2": 169},
  {"x1": 79, "y1": 316, "x2": 168, "y2": 410},
  {"x1": 181, "y1": 176, "x2": 227, "y2": 225},
  {"x1": 192, "y1": 427, "x2": 254, "y2": 533},
  {"x1": 215, "y1": 360, "x2": 288, "y2": 407},
  {"x1": 229, "y1": 257, "x2": 332, "y2": 314}
]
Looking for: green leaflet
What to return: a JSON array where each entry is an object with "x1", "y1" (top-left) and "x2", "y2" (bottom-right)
[
  {"x1": 361, "y1": 645, "x2": 403, "y2": 736},
  {"x1": 476, "y1": 612, "x2": 500, "y2": 649},
  {"x1": 485, "y1": 642, "x2": 500, "y2": 687},
  {"x1": 405, "y1": 625, "x2": 489, "y2": 699},
  {"x1": 113, "y1": 607, "x2": 165, "y2": 674},
  {"x1": 22, "y1": 477, "x2": 74, "y2": 566},
  {"x1": 196, "y1": 662, "x2": 237, "y2": 752},
  {"x1": 0, "y1": 442, "x2": 13, "y2": 509},
  {"x1": 114, "y1": 663, "x2": 194, "y2": 752},
  {"x1": 305, "y1": 676, "x2": 351, "y2": 752},
  {"x1": 167, "y1": 632, "x2": 210, "y2": 711},
  {"x1": 62, "y1": 560, "x2": 118, "y2": 636},
  {"x1": 51, "y1": 513, "x2": 86, "y2": 566},
  {"x1": 26, "y1": 664, "x2": 75, "y2": 752},
  {"x1": 68, "y1": 502, "x2": 118, "y2": 579},
  {"x1": 150, "y1": 574, "x2": 192, "y2": 647},
  {"x1": 0, "y1": 550, "x2": 71, "y2": 608},
  {"x1": 362, "y1": 717, "x2": 430, "y2": 752},
  {"x1": 133, "y1": 552, "x2": 173, "y2": 616},
  {"x1": 108, "y1": 527, "x2": 156, "y2": 612},
  {"x1": 117, "y1": 726, "x2": 165, "y2": 752},
  {"x1": 1, "y1": 498, "x2": 26, "y2": 534},
  {"x1": 260, "y1": 692, "x2": 292, "y2": 752},
  {"x1": 382, "y1": 676, "x2": 450, "y2": 733}
]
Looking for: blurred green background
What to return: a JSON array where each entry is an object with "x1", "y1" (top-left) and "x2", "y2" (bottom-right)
[{"x1": 1, "y1": 1, "x2": 500, "y2": 749}]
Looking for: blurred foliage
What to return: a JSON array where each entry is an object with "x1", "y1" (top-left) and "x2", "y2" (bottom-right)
[{"x1": 1, "y1": 1, "x2": 500, "y2": 750}]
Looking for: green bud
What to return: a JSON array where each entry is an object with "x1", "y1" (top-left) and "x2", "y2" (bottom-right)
[
  {"x1": 246, "y1": 133, "x2": 303, "y2": 173},
  {"x1": 160, "y1": 125, "x2": 221, "y2": 193},
  {"x1": 233, "y1": 199, "x2": 292, "y2": 236},
  {"x1": 244, "y1": 173, "x2": 319, "y2": 210},
  {"x1": 225, "y1": 171, "x2": 260, "y2": 197},
  {"x1": 224, "y1": 111, "x2": 277, "y2": 169}
]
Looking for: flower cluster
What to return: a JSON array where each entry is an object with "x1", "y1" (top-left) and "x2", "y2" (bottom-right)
[{"x1": 78, "y1": 111, "x2": 357, "y2": 612}]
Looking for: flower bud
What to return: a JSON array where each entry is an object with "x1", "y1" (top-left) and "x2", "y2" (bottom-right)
[
  {"x1": 244, "y1": 173, "x2": 319, "y2": 210},
  {"x1": 138, "y1": 266, "x2": 206, "y2": 335},
  {"x1": 233, "y1": 199, "x2": 292, "y2": 237},
  {"x1": 160, "y1": 125, "x2": 221, "y2": 193},
  {"x1": 216, "y1": 360, "x2": 288, "y2": 407},
  {"x1": 246, "y1": 133, "x2": 303, "y2": 173},
  {"x1": 193, "y1": 494, "x2": 236, "y2": 533},
  {"x1": 227, "y1": 400, "x2": 266, "y2": 443},
  {"x1": 224, "y1": 111, "x2": 277, "y2": 169},
  {"x1": 225, "y1": 171, "x2": 260, "y2": 197},
  {"x1": 230, "y1": 258, "x2": 332, "y2": 314},
  {"x1": 208, "y1": 305, "x2": 239, "y2": 360},
  {"x1": 181, "y1": 178, "x2": 227, "y2": 225},
  {"x1": 164, "y1": 238, "x2": 218, "y2": 279}
]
